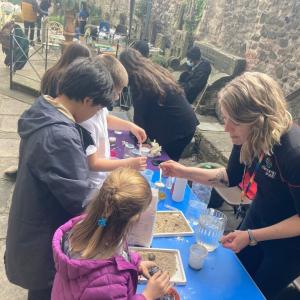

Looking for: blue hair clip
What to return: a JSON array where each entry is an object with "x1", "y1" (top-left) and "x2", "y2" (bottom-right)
[{"x1": 98, "y1": 217, "x2": 107, "y2": 227}]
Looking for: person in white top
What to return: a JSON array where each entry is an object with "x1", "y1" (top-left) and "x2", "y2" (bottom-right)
[{"x1": 80, "y1": 54, "x2": 147, "y2": 187}]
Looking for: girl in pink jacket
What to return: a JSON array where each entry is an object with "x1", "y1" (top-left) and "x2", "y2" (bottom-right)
[{"x1": 52, "y1": 168, "x2": 171, "y2": 300}]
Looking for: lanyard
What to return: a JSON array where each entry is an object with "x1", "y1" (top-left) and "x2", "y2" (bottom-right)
[{"x1": 240, "y1": 152, "x2": 264, "y2": 204}]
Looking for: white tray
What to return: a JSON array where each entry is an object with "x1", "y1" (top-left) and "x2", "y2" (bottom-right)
[
  {"x1": 153, "y1": 210, "x2": 194, "y2": 237},
  {"x1": 129, "y1": 247, "x2": 187, "y2": 285}
]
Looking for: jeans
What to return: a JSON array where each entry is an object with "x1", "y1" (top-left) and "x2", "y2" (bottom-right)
[{"x1": 24, "y1": 21, "x2": 35, "y2": 42}]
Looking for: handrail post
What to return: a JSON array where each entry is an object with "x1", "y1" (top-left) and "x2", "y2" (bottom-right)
[{"x1": 9, "y1": 27, "x2": 13, "y2": 90}]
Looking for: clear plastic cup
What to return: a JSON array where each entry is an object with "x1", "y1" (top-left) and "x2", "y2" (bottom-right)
[
  {"x1": 196, "y1": 208, "x2": 227, "y2": 252},
  {"x1": 155, "y1": 181, "x2": 166, "y2": 200},
  {"x1": 188, "y1": 243, "x2": 208, "y2": 270},
  {"x1": 140, "y1": 147, "x2": 150, "y2": 157},
  {"x1": 124, "y1": 143, "x2": 134, "y2": 158},
  {"x1": 187, "y1": 198, "x2": 208, "y2": 226},
  {"x1": 141, "y1": 169, "x2": 153, "y2": 185},
  {"x1": 165, "y1": 177, "x2": 174, "y2": 190},
  {"x1": 191, "y1": 183, "x2": 212, "y2": 205}
]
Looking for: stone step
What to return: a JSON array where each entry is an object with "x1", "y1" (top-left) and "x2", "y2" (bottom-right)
[{"x1": 194, "y1": 114, "x2": 232, "y2": 166}]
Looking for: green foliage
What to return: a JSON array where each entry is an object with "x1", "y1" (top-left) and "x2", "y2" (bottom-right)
[
  {"x1": 88, "y1": 2, "x2": 101, "y2": 18},
  {"x1": 48, "y1": 15, "x2": 64, "y2": 25},
  {"x1": 135, "y1": 0, "x2": 148, "y2": 19},
  {"x1": 7, "y1": 0, "x2": 21, "y2": 5},
  {"x1": 150, "y1": 53, "x2": 168, "y2": 68},
  {"x1": 185, "y1": 0, "x2": 206, "y2": 34}
]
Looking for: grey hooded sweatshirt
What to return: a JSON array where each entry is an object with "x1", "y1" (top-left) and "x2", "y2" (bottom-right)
[{"x1": 5, "y1": 96, "x2": 95, "y2": 290}]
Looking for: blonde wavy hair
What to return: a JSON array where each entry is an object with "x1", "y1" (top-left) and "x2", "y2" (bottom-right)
[
  {"x1": 218, "y1": 72, "x2": 292, "y2": 165},
  {"x1": 69, "y1": 168, "x2": 152, "y2": 259}
]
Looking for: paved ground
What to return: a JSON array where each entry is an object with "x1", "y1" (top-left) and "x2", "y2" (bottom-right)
[
  {"x1": 0, "y1": 50, "x2": 32, "y2": 298},
  {"x1": 0, "y1": 49, "x2": 298, "y2": 300}
]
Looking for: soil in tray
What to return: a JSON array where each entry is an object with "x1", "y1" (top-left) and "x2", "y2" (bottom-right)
[
  {"x1": 154, "y1": 212, "x2": 191, "y2": 234},
  {"x1": 135, "y1": 250, "x2": 177, "y2": 278}
]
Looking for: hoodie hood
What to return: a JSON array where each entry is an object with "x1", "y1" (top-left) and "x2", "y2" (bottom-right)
[{"x1": 18, "y1": 96, "x2": 74, "y2": 139}]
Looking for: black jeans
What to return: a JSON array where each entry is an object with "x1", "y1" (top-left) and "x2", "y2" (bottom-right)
[
  {"x1": 79, "y1": 20, "x2": 87, "y2": 36},
  {"x1": 163, "y1": 133, "x2": 194, "y2": 161},
  {"x1": 24, "y1": 21, "x2": 35, "y2": 42},
  {"x1": 36, "y1": 16, "x2": 42, "y2": 39},
  {"x1": 28, "y1": 286, "x2": 52, "y2": 300},
  {"x1": 238, "y1": 242, "x2": 300, "y2": 299}
]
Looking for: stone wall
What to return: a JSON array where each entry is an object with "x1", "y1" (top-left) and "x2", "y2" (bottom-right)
[
  {"x1": 151, "y1": 0, "x2": 182, "y2": 35},
  {"x1": 196, "y1": 0, "x2": 300, "y2": 96},
  {"x1": 94, "y1": 0, "x2": 129, "y2": 26}
]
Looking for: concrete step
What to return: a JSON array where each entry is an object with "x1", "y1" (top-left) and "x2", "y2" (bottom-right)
[{"x1": 194, "y1": 114, "x2": 232, "y2": 166}]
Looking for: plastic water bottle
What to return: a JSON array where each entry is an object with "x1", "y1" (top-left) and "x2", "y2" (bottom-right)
[{"x1": 172, "y1": 178, "x2": 187, "y2": 202}]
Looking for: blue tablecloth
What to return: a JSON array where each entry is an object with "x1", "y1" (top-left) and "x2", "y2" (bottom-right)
[
  {"x1": 109, "y1": 129, "x2": 265, "y2": 299},
  {"x1": 137, "y1": 171, "x2": 265, "y2": 300}
]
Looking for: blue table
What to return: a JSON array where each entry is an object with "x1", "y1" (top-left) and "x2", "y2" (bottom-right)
[
  {"x1": 110, "y1": 130, "x2": 265, "y2": 299},
  {"x1": 137, "y1": 171, "x2": 265, "y2": 300}
]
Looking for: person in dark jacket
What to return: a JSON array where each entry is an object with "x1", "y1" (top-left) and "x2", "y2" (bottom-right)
[
  {"x1": 5, "y1": 57, "x2": 114, "y2": 300},
  {"x1": 119, "y1": 48, "x2": 199, "y2": 161},
  {"x1": 79, "y1": 1, "x2": 89, "y2": 36},
  {"x1": 21, "y1": 0, "x2": 48, "y2": 46},
  {"x1": 36, "y1": 0, "x2": 51, "y2": 43},
  {"x1": 0, "y1": 21, "x2": 29, "y2": 71},
  {"x1": 179, "y1": 46, "x2": 211, "y2": 104}
]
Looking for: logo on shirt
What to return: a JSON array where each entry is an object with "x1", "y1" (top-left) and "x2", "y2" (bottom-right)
[{"x1": 261, "y1": 156, "x2": 276, "y2": 179}]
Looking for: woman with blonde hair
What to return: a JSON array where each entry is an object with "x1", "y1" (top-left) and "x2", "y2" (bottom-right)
[
  {"x1": 52, "y1": 168, "x2": 171, "y2": 300},
  {"x1": 161, "y1": 72, "x2": 300, "y2": 299},
  {"x1": 119, "y1": 48, "x2": 199, "y2": 161}
]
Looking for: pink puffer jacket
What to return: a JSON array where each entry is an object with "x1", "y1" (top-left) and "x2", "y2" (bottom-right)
[{"x1": 51, "y1": 216, "x2": 146, "y2": 300}]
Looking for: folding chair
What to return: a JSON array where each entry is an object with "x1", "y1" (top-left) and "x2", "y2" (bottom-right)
[
  {"x1": 214, "y1": 186, "x2": 252, "y2": 217},
  {"x1": 119, "y1": 86, "x2": 132, "y2": 111}
]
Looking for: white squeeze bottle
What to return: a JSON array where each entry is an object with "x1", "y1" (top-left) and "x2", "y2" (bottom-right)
[{"x1": 172, "y1": 178, "x2": 187, "y2": 202}]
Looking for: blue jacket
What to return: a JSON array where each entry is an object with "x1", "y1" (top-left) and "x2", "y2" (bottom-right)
[{"x1": 5, "y1": 96, "x2": 96, "y2": 289}]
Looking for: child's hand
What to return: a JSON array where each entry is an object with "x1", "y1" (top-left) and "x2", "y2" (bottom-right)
[
  {"x1": 138, "y1": 260, "x2": 157, "y2": 279},
  {"x1": 126, "y1": 157, "x2": 147, "y2": 171},
  {"x1": 142, "y1": 270, "x2": 171, "y2": 300},
  {"x1": 130, "y1": 123, "x2": 147, "y2": 144}
]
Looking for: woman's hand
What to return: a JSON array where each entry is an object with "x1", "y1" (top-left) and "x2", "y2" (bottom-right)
[
  {"x1": 130, "y1": 123, "x2": 147, "y2": 144},
  {"x1": 220, "y1": 230, "x2": 250, "y2": 253},
  {"x1": 138, "y1": 260, "x2": 157, "y2": 279},
  {"x1": 160, "y1": 160, "x2": 187, "y2": 178},
  {"x1": 142, "y1": 270, "x2": 171, "y2": 300},
  {"x1": 126, "y1": 157, "x2": 147, "y2": 171}
]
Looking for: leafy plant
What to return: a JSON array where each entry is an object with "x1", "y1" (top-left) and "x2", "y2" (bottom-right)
[
  {"x1": 150, "y1": 53, "x2": 168, "y2": 68},
  {"x1": 185, "y1": 0, "x2": 206, "y2": 34},
  {"x1": 135, "y1": 0, "x2": 148, "y2": 19}
]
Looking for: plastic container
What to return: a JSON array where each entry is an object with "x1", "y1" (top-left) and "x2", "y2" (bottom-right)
[
  {"x1": 188, "y1": 243, "x2": 208, "y2": 270},
  {"x1": 196, "y1": 208, "x2": 227, "y2": 252},
  {"x1": 191, "y1": 183, "x2": 212, "y2": 205},
  {"x1": 186, "y1": 198, "x2": 208, "y2": 226},
  {"x1": 155, "y1": 181, "x2": 166, "y2": 200},
  {"x1": 165, "y1": 177, "x2": 174, "y2": 190},
  {"x1": 172, "y1": 178, "x2": 187, "y2": 202},
  {"x1": 140, "y1": 147, "x2": 150, "y2": 157},
  {"x1": 141, "y1": 169, "x2": 154, "y2": 185},
  {"x1": 124, "y1": 143, "x2": 134, "y2": 158}
]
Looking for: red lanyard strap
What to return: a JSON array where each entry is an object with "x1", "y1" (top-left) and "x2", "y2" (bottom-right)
[{"x1": 240, "y1": 152, "x2": 264, "y2": 203}]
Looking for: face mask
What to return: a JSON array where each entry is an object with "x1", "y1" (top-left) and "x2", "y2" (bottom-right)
[{"x1": 187, "y1": 60, "x2": 193, "y2": 67}]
